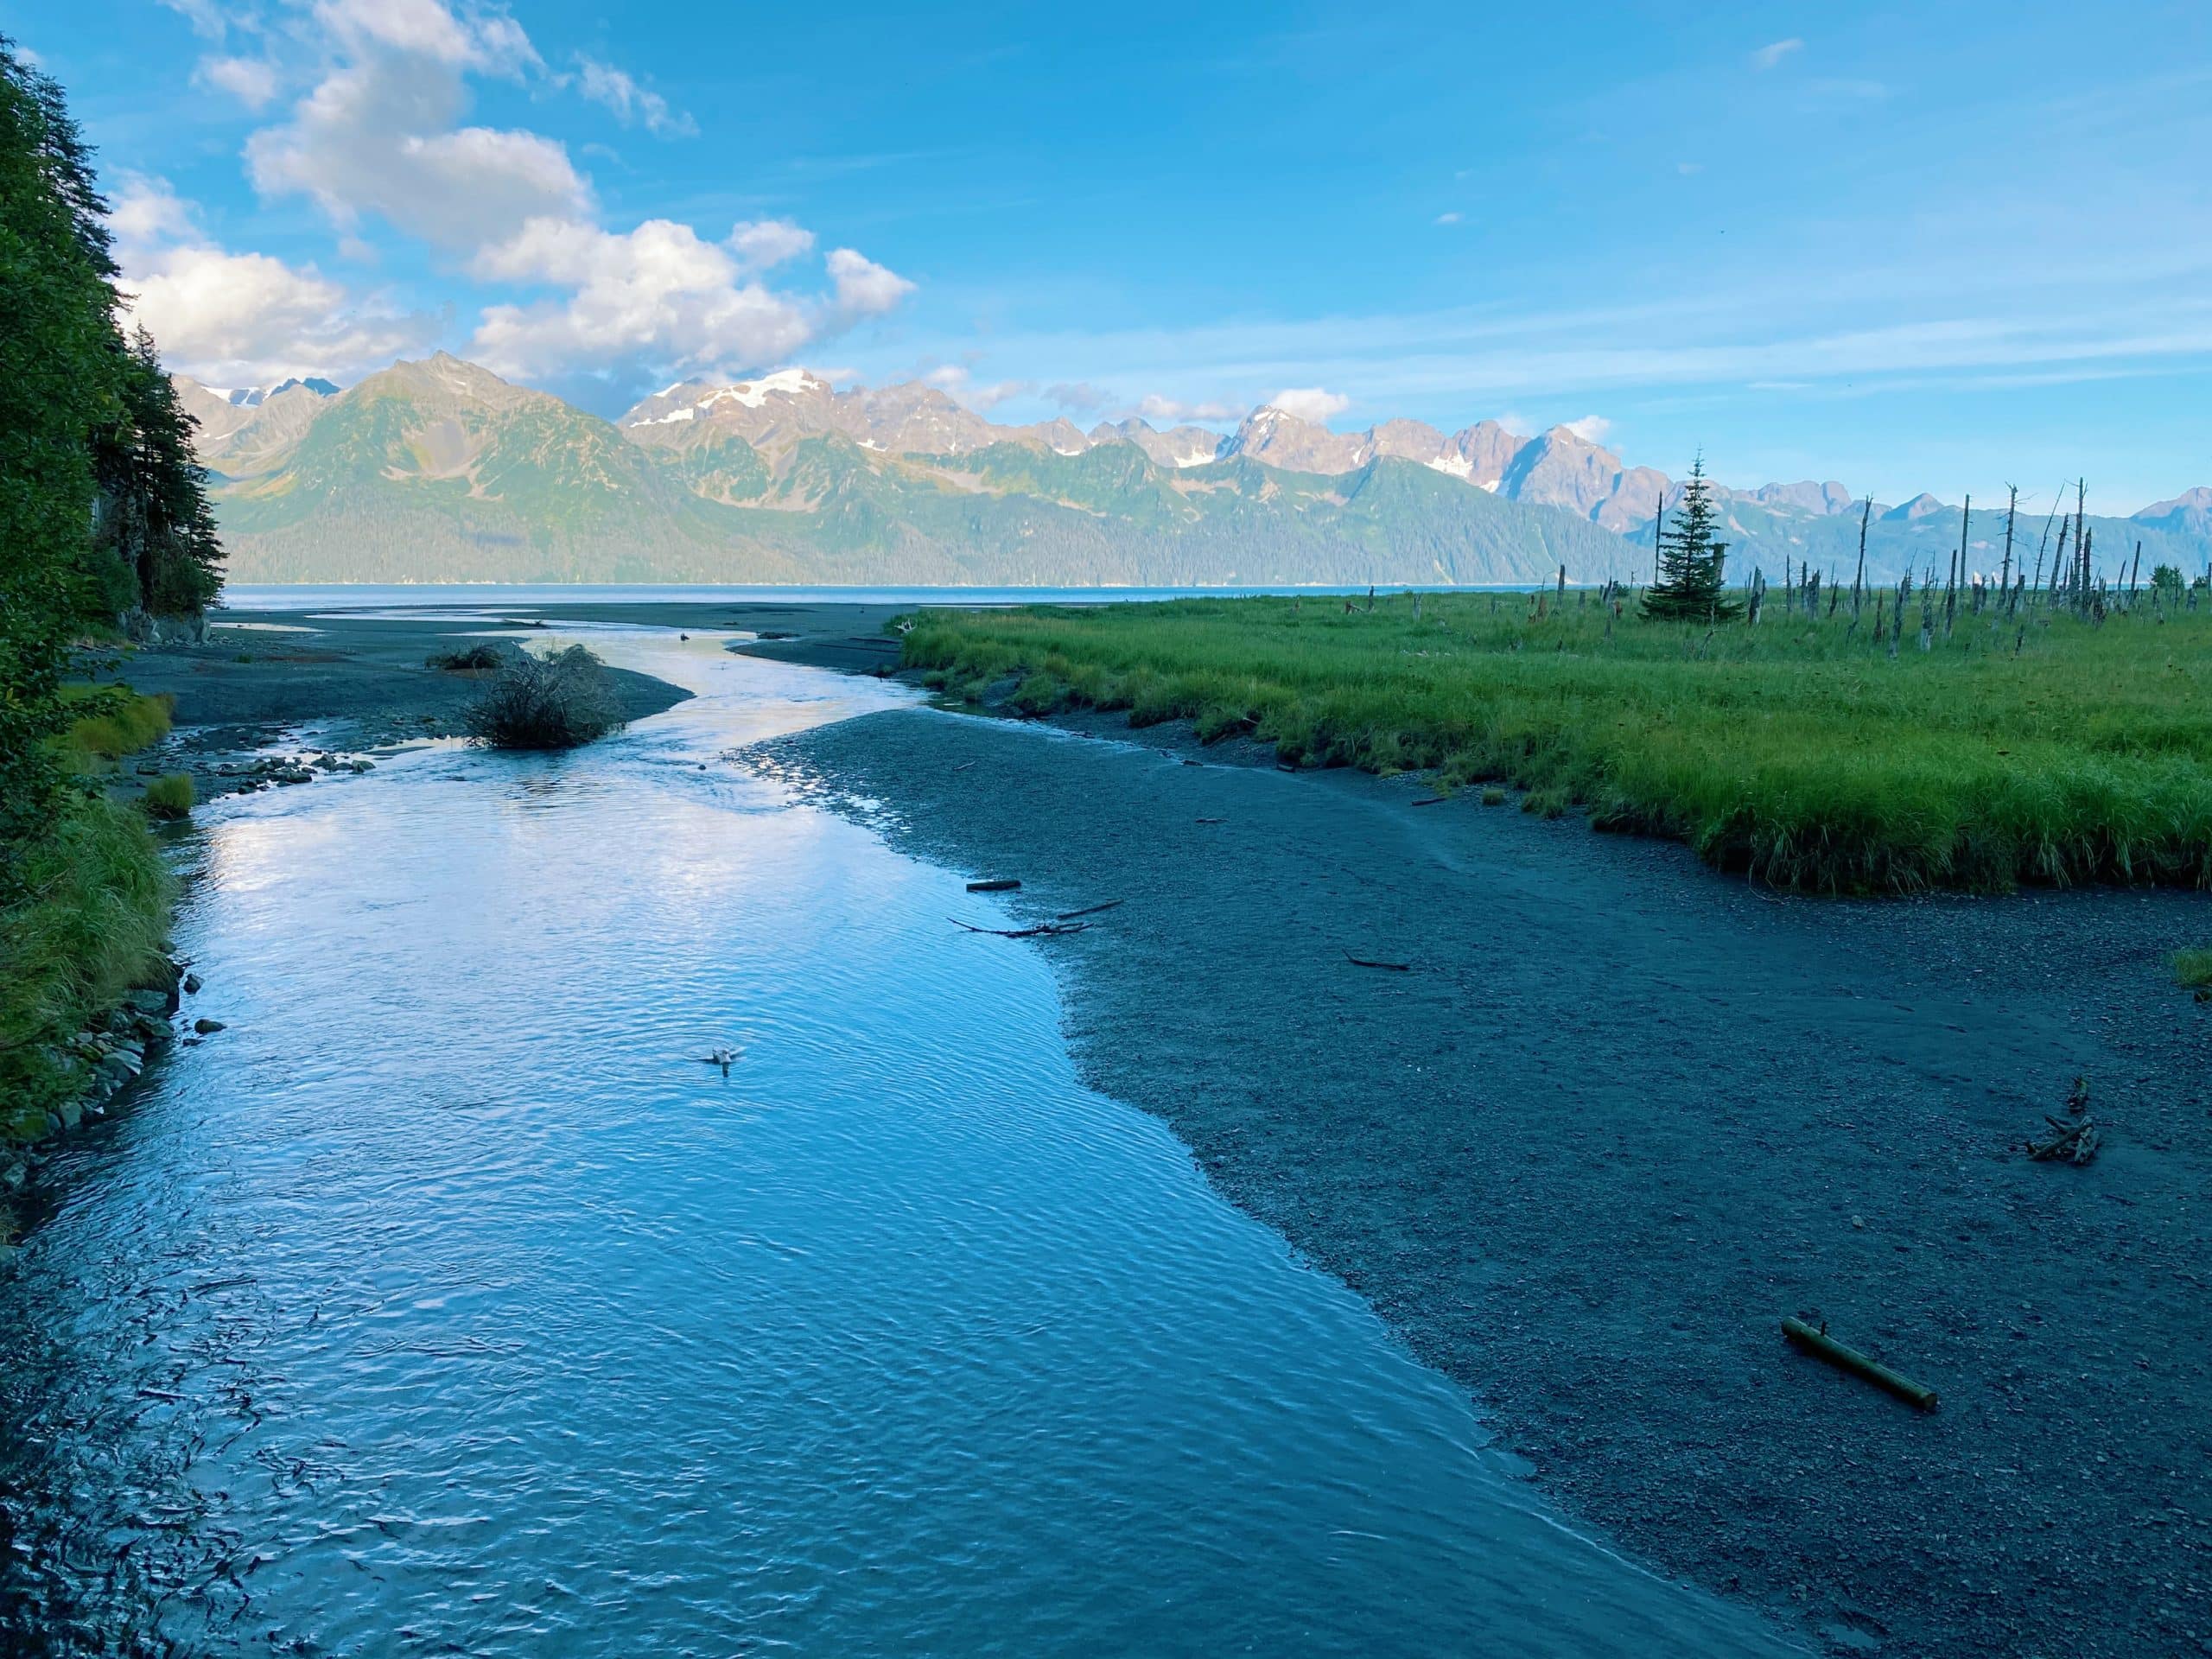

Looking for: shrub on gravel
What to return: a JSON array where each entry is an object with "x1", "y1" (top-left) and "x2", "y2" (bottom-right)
[{"x1": 461, "y1": 645, "x2": 624, "y2": 751}]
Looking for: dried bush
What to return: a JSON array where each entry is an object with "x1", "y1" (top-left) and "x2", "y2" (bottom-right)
[
  {"x1": 461, "y1": 645, "x2": 625, "y2": 751},
  {"x1": 426, "y1": 642, "x2": 507, "y2": 672}
]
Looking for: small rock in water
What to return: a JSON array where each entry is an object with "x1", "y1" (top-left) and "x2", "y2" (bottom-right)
[
  {"x1": 194, "y1": 1018, "x2": 227, "y2": 1035},
  {"x1": 183, "y1": 974, "x2": 202, "y2": 995}
]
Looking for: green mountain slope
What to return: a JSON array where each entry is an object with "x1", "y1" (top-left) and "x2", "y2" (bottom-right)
[{"x1": 208, "y1": 359, "x2": 1640, "y2": 587}]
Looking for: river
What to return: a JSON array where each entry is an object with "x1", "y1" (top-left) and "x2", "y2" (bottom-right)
[{"x1": 0, "y1": 629, "x2": 1789, "y2": 1656}]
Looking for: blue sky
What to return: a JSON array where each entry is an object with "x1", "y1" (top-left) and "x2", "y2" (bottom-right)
[{"x1": 12, "y1": 0, "x2": 2212, "y2": 510}]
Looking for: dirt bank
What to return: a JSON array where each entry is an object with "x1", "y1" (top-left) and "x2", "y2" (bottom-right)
[
  {"x1": 748, "y1": 692, "x2": 2212, "y2": 1659},
  {"x1": 99, "y1": 600, "x2": 712, "y2": 803}
]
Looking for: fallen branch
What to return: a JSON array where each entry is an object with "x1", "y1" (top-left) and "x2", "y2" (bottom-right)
[
  {"x1": 1410, "y1": 797, "x2": 1447, "y2": 807},
  {"x1": 950, "y1": 918, "x2": 1090, "y2": 939},
  {"x1": 1196, "y1": 817, "x2": 1224, "y2": 825},
  {"x1": 2026, "y1": 1115, "x2": 2101, "y2": 1165},
  {"x1": 967, "y1": 878, "x2": 1020, "y2": 892},
  {"x1": 952, "y1": 761, "x2": 977, "y2": 773},
  {"x1": 1344, "y1": 952, "x2": 1411, "y2": 971},
  {"x1": 1782, "y1": 1317, "x2": 1938, "y2": 1409},
  {"x1": 1057, "y1": 899, "x2": 1124, "y2": 920}
]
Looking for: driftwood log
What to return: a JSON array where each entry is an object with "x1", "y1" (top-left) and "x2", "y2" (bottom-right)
[{"x1": 1782, "y1": 1317, "x2": 1939, "y2": 1410}]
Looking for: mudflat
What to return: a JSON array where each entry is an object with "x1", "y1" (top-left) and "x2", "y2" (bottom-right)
[
  {"x1": 746, "y1": 617, "x2": 2212, "y2": 1658},
  {"x1": 103, "y1": 598, "x2": 908, "y2": 793}
]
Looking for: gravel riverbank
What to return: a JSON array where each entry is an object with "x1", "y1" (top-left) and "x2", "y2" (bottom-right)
[{"x1": 746, "y1": 683, "x2": 2212, "y2": 1659}]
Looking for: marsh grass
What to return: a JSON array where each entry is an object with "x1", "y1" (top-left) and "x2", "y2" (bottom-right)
[
  {"x1": 2173, "y1": 948, "x2": 2212, "y2": 995},
  {"x1": 902, "y1": 593, "x2": 2212, "y2": 894}
]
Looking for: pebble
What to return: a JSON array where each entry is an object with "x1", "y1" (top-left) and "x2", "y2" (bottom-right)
[{"x1": 193, "y1": 1019, "x2": 226, "y2": 1035}]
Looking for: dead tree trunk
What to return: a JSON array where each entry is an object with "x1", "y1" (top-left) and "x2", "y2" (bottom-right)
[
  {"x1": 1852, "y1": 497, "x2": 1871, "y2": 620},
  {"x1": 2000, "y1": 484, "x2": 2018, "y2": 607}
]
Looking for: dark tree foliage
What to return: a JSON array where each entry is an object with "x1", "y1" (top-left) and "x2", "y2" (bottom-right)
[
  {"x1": 0, "y1": 36, "x2": 220, "y2": 891},
  {"x1": 1641, "y1": 456, "x2": 1742, "y2": 622},
  {"x1": 95, "y1": 326, "x2": 226, "y2": 614}
]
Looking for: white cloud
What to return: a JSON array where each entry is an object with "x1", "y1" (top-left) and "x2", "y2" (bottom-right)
[
  {"x1": 309, "y1": 0, "x2": 537, "y2": 73},
  {"x1": 826, "y1": 248, "x2": 915, "y2": 321},
  {"x1": 160, "y1": 0, "x2": 914, "y2": 390},
  {"x1": 1269, "y1": 386, "x2": 1351, "y2": 423},
  {"x1": 158, "y1": 0, "x2": 232, "y2": 41},
  {"x1": 925, "y1": 365, "x2": 1029, "y2": 410},
  {"x1": 571, "y1": 56, "x2": 695, "y2": 138},
  {"x1": 1046, "y1": 381, "x2": 1109, "y2": 412},
  {"x1": 1136, "y1": 393, "x2": 1241, "y2": 423},
  {"x1": 1562, "y1": 414, "x2": 1613, "y2": 443},
  {"x1": 729, "y1": 219, "x2": 814, "y2": 270},
  {"x1": 196, "y1": 54, "x2": 281, "y2": 110},
  {"x1": 110, "y1": 178, "x2": 435, "y2": 383},
  {"x1": 1434, "y1": 211, "x2": 1463, "y2": 226},
  {"x1": 1751, "y1": 37, "x2": 1803, "y2": 71},
  {"x1": 469, "y1": 216, "x2": 814, "y2": 378},
  {"x1": 468, "y1": 219, "x2": 910, "y2": 381},
  {"x1": 248, "y1": 55, "x2": 588, "y2": 249}
]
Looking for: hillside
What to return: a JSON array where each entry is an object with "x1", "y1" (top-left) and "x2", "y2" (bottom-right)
[
  {"x1": 184, "y1": 356, "x2": 2212, "y2": 588},
  {"x1": 194, "y1": 357, "x2": 1635, "y2": 586}
]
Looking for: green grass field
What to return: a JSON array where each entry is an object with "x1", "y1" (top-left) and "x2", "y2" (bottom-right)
[{"x1": 902, "y1": 588, "x2": 2212, "y2": 895}]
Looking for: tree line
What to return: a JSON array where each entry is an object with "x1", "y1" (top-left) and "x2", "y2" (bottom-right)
[{"x1": 1, "y1": 35, "x2": 219, "y2": 892}]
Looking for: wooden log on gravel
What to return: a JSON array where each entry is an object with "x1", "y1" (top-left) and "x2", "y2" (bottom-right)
[
  {"x1": 1782, "y1": 1317, "x2": 1939, "y2": 1410},
  {"x1": 966, "y1": 878, "x2": 1020, "y2": 892}
]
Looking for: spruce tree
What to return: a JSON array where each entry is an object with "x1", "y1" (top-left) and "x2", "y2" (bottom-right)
[{"x1": 1641, "y1": 456, "x2": 1741, "y2": 622}]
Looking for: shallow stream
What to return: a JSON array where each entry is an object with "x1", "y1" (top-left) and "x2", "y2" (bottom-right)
[{"x1": 0, "y1": 632, "x2": 1789, "y2": 1656}]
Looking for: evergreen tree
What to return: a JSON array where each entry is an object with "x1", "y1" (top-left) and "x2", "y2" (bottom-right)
[
  {"x1": 0, "y1": 36, "x2": 223, "y2": 891},
  {"x1": 95, "y1": 327, "x2": 225, "y2": 616},
  {"x1": 1641, "y1": 456, "x2": 1741, "y2": 622},
  {"x1": 0, "y1": 36, "x2": 121, "y2": 877}
]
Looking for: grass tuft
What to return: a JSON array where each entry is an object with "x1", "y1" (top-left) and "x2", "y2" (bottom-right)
[
  {"x1": 142, "y1": 773, "x2": 194, "y2": 818},
  {"x1": 2173, "y1": 948, "x2": 2212, "y2": 995}
]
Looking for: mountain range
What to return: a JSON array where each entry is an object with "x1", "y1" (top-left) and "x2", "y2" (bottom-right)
[{"x1": 177, "y1": 358, "x2": 2212, "y2": 588}]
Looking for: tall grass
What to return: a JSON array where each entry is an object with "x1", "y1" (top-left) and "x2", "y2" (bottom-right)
[
  {"x1": 55, "y1": 684, "x2": 174, "y2": 765},
  {"x1": 902, "y1": 592, "x2": 2212, "y2": 894},
  {"x1": 0, "y1": 794, "x2": 174, "y2": 1135},
  {"x1": 3, "y1": 681, "x2": 181, "y2": 1137}
]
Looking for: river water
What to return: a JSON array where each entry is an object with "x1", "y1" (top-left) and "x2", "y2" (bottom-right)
[{"x1": 0, "y1": 632, "x2": 1789, "y2": 1657}]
